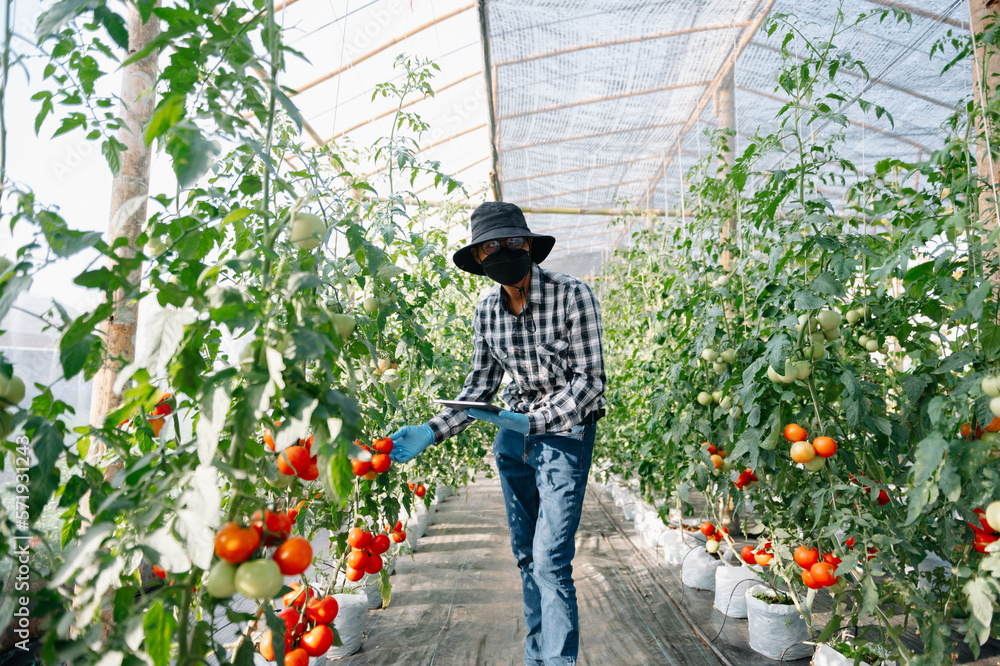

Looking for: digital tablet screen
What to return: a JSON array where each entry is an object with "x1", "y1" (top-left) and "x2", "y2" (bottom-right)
[{"x1": 433, "y1": 400, "x2": 502, "y2": 414}]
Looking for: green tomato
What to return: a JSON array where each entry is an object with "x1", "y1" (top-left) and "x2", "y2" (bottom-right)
[
  {"x1": 982, "y1": 431, "x2": 1000, "y2": 445},
  {"x1": 711, "y1": 390, "x2": 723, "y2": 404},
  {"x1": 206, "y1": 561, "x2": 238, "y2": 598},
  {"x1": 828, "y1": 577, "x2": 847, "y2": 594},
  {"x1": 701, "y1": 348, "x2": 719, "y2": 363},
  {"x1": 983, "y1": 376, "x2": 1000, "y2": 398},
  {"x1": 990, "y1": 396, "x2": 1000, "y2": 420},
  {"x1": 817, "y1": 310, "x2": 842, "y2": 331},
  {"x1": 382, "y1": 369, "x2": 402, "y2": 389},
  {"x1": 804, "y1": 456, "x2": 826, "y2": 472},
  {"x1": 794, "y1": 361, "x2": 812, "y2": 380},
  {"x1": 823, "y1": 327, "x2": 841, "y2": 341},
  {"x1": 706, "y1": 539, "x2": 720, "y2": 554},
  {"x1": 2, "y1": 376, "x2": 25, "y2": 405},
  {"x1": 697, "y1": 391, "x2": 713, "y2": 406},
  {"x1": 845, "y1": 309, "x2": 861, "y2": 325},
  {"x1": 858, "y1": 335, "x2": 870, "y2": 347},
  {"x1": 265, "y1": 469, "x2": 294, "y2": 489},
  {"x1": 331, "y1": 314, "x2": 356, "y2": 340},
  {"x1": 234, "y1": 559, "x2": 283, "y2": 599},
  {"x1": 712, "y1": 361, "x2": 728, "y2": 374},
  {"x1": 289, "y1": 212, "x2": 328, "y2": 250},
  {"x1": 720, "y1": 349, "x2": 736, "y2": 364},
  {"x1": 865, "y1": 340, "x2": 879, "y2": 353},
  {"x1": 986, "y1": 502, "x2": 1000, "y2": 532},
  {"x1": 363, "y1": 297, "x2": 379, "y2": 314},
  {"x1": 805, "y1": 345, "x2": 827, "y2": 360},
  {"x1": 719, "y1": 395, "x2": 732, "y2": 410}
]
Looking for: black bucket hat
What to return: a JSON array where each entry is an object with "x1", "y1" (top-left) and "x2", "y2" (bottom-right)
[{"x1": 453, "y1": 201, "x2": 556, "y2": 276}]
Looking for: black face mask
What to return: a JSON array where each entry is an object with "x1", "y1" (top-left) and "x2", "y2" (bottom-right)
[{"x1": 481, "y1": 247, "x2": 532, "y2": 286}]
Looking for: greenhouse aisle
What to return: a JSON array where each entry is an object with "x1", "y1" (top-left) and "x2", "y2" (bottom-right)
[{"x1": 340, "y1": 472, "x2": 724, "y2": 666}]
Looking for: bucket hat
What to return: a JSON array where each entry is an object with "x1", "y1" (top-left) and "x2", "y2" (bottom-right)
[{"x1": 453, "y1": 201, "x2": 556, "y2": 275}]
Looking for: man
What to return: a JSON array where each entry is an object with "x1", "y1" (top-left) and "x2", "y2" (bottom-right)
[{"x1": 388, "y1": 201, "x2": 606, "y2": 666}]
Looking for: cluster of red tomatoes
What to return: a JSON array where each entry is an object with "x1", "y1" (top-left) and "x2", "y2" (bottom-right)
[
  {"x1": 792, "y1": 544, "x2": 841, "y2": 589},
  {"x1": 740, "y1": 542, "x2": 774, "y2": 567},
  {"x1": 350, "y1": 438, "x2": 393, "y2": 478},
  {"x1": 256, "y1": 584, "x2": 339, "y2": 663},
  {"x1": 783, "y1": 423, "x2": 837, "y2": 470},
  {"x1": 118, "y1": 391, "x2": 174, "y2": 437},
  {"x1": 208, "y1": 509, "x2": 313, "y2": 600},
  {"x1": 408, "y1": 482, "x2": 427, "y2": 498},
  {"x1": 702, "y1": 441, "x2": 727, "y2": 469},
  {"x1": 344, "y1": 524, "x2": 403, "y2": 582},
  {"x1": 733, "y1": 468, "x2": 758, "y2": 490},
  {"x1": 265, "y1": 424, "x2": 319, "y2": 481},
  {"x1": 969, "y1": 508, "x2": 999, "y2": 554}
]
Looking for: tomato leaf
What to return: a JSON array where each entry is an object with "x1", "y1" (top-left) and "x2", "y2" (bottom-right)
[
  {"x1": 911, "y1": 433, "x2": 946, "y2": 487},
  {"x1": 143, "y1": 600, "x2": 176, "y2": 666}
]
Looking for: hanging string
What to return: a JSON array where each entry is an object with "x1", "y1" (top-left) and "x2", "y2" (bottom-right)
[{"x1": 966, "y1": 1, "x2": 1000, "y2": 234}]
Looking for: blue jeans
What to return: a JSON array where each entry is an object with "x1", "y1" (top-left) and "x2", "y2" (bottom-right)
[{"x1": 493, "y1": 423, "x2": 596, "y2": 666}]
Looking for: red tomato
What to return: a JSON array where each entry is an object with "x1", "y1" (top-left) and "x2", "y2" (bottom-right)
[
  {"x1": 369, "y1": 534, "x2": 391, "y2": 555},
  {"x1": 273, "y1": 536, "x2": 313, "y2": 576},
  {"x1": 347, "y1": 549, "x2": 370, "y2": 571},
  {"x1": 391, "y1": 530, "x2": 407, "y2": 544},
  {"x1": 700, "y1": 522, "x2": 715, "y2": 537},
  {"x1": 345, "y1": 566, "x2": 364, "y2": 582},
  {"x1": 301, "y1": 434, "x2": 314, "y2": 451},
  {"x1": 277, "y1": 445, "x2": 312, "y2": 477},
  {"x1": 351, "y1": 459, "x2": 370, "y2": 476},
  {"x1": 277, "y1": 607, "x2": 302, "y2": 636},
  {"x1": 263, "y1": 420, "x2": 283, "y2": 452},
  {"x1": 810, "y1": 562, "x2": 837, "y2": 587},
  {"x1": 754, "y1": 551, "x2": 773, "y2": 566},
  {"x1": 348, "y1": 528, "x2": 373, "y2": 550},
  {"x1": 822, "y1": 552, "x2": 842, "y2": 567},
  {"x1": 282, "y1": 583, "x2": 314, "y2": 610},
  {"x1": 408, "y1": 483, "x2": 415, "y2": 491},
  {"x1": 298, "y1": 459, "x2": 319, "y2": 481},
  {"x1": 283, "y1": 648, "x2": 310, "y2": 666},
  {"x1": 153, "y1": 565, "x2": 166, "y2": 580},
  {"x1": 364, "y1": 553, "x2": 384, "y2": 575},
  {"x1": 370, "y1": 453, "x2": 391, "y2": 474},
  {"x1": 214, "y1": 522, "x2": 261, "y2": 564},
  {"x1": 252, "y1": 510, "x2": 292, "y2": 546},
  {"x1": 970, "y1": 508, "x2": 995, "y2": 535},
  {"x1": 794, "y1": 545, "x2": 819, "y2": 569},
  {"x1": 783, "y1": 423, "x2": 808, "y2": 443},
  {"x1": 415, "y1": 484, "x2": 427, "y2": 498},
  {"x1": 373, "y1": 437, "x2": 394, "y2": 454},
  {"x1": 801, "y1": 569, "x2": 822, "y2": 589},
  {"x1": 974, "y1": 532, "x2": 999, "y2": 554},
  {"x1": 301, "y1": 624, "x2": 335, "y2": 657},
  {"x1": 741, "y1": 545, "x2": 757, "y2": 565},
  {"x1": 305, "y1": 596, "x2": 339, "y2": 625},
  {"x1": 812, "y1": 436, "x2": 837, "y2": 458}
]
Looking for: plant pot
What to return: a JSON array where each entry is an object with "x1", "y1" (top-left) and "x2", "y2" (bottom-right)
[
  {"x1": 812, "y1": 643, "x2": 897, "y2": 666},
  {"x1": 641, "y1": 512, "x2": 667, "y2": 548},
  {"x1": 714, "y1": 564, "x2": 759, "y2": 618},
  {"x1": 661, "y1": 527, "x2": 696, "y2": 565},
  {"x1": 326, "y1": 593, "x2": 368, "y2": 659},
  {"x1": 436, "y1": 484, "x2": 452, "y2": 501},
  {"x1": 682, "y1": 546, "x2": 722, "y2": 590},
  {"x1": 745, "y1": 584, "x2": 813, "y2": 660}
]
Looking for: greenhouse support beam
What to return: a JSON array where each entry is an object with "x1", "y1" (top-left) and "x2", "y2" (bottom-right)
[
  {"x1": 861, "y1": 0, "x2": 967, "y2": 28},
  {"x1": 479, "y1": 0, "x2": 502, "y2": 201},
  {"x1": 715, "y1": 69, "x2": 737, "y2": 274},
  {"x1": 643, "y1": 0, "x2": 777, "y2": 202},
  {"x1": 89, "y1": 4, "x2": 160, "y2": 436},
  {"x1": 498, "y1": 79, "x2": 711, "y2": 121},
  {"x1": 289, "y1": 2, "x2": 475, "y2": 97},
  {"x1": 493, "y1": 21, "x2": 753, "y2": 67},
  {"x1": 970, "y1": 0, "x2": 1000, "y2": 234},
  {"x1": 503, "y1": 153, "x2": 664, "y2": 184},
  {"x1": 362, "y1": 194, "x2": 675, "y2": 217},
  {"x1": 309, "y1": 69, "x2": 482, "y2": 148},
  {"x1": 515, "y1": 177, "x2": 653, "y2": 204}
]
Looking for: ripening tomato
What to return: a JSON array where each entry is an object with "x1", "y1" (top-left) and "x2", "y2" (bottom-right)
[
  {"x1": 277, "y1": 445, "x2": 312, "y2": 477},
  {"x1": 961, "y1": 422, "x2": 973, "y2": 438},
  {"x1": 415, "y1": 484, "x2": 427, "y2": 498},
  {"x1": 369, "y1": 533, "x2": 391, "y2": 555},
  {"x1": 347, "y1": 549, "x2": 370, "y2": 571},
  {"x1": 301, "y1": 434, "x2": 314, "y2": 451},
  {"x1": 391, "y1": 530, "x2": 407, "y2": 544},
  {"x1": 283, "y1": 647, "x2": 310, "y2": 666},
  {"x1": 790, "y1": 440, "x2": 816, "y2": 463},
  {"x1": 387, "y1": 520, "x2": 403, "y2": 532},
  {"x1": 741, "y1": 545, "x2": 757, "y2": 565},
  {"x1": 794, "y1": 545, "x2": 819, "y2": 569},
  {"x1": 823, "y1": 552, "x2": 842, "y2": 567},
  {"x1": 801, "y1": 569, "x2": 822, "y2": 590},
  {"x1": 809, "y1": 562, "x2": 837, "y2": 587},
  {"x1": 214, "y1": 522, "x2": 261, "y2": 564},
  {"x1": 700, "y1": 522, "x2": 715, "y2": 537},
  {"x1": 252, "y1": 510, "x2": 292, "y2": 546},
  {"x1": 153, "y1": 565, "x2": 167, "y2": 580},
  {"x1": 273, "y1": 536, "x2": 313, "y2": 576},
  {"x1": 754, "y1": 551, "x2": 773, "y2": 566},
  {"x1": 348, "y1": 528, "x2": 373, "y2": 550},
  {"x1": 408, "y1": 483, "x2": 415, "y2": 491},
  {"x1": 258, "y1": 630, "x2": 276, "y2": 661},
  {"x1": 704, "y1": 441, "x2": 716, "y2": 454},
  {"x1": 351, "y1": 459, "x2": 370, "y2": 476},
  {"x1": 710, "y1": 454, "x2": 723, "y2": 469},
  {"x1": 345, "y1": 566, "x2": 365, "y2": 582},
  {"x1": 370, "y1": 453, "x2": 392, "y2": 474},
  {"x1": 306, "y1": 596, "x2": 339, "y2": 625},
  {"x1": 783, "y1": 423, "x2": 808, "y2": 443},
  {"x1": 298, "y1": 459, "x2": 319, "y2": 481},
  {"x1": 812, "y1": 436, "x2": 837, "y2": 458},
  {"x1": 301, "y1": 624, "x2": 335, "y2": 657},
  {"x1": 263, "y1": 420, "x2": 283, "y2": 452},
  {"x1": 282, "y1": 583, "x2": 315, "y2": 610},
  {"x1": 987, "y1": 416, "x2": 1000, "y2": 433}
]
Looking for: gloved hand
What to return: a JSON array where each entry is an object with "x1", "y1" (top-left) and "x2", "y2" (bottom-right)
[
  {"x1": 387, "y1": 424, "x2": 435, "y2": 464},
  {"x1": 464, "y1": 408, "x2": 530, "y2": 435}
]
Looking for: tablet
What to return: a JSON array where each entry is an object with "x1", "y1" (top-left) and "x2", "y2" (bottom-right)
[{"x1": 433, "y1": 400, "x2": 502, "y2": 414}]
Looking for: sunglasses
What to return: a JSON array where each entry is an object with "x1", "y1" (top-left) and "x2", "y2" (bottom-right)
[{"x1": 481, "y1": 237, "x2": 526, "y2": 255}]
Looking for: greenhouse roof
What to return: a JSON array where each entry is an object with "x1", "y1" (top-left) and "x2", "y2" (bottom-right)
[{"x1": 276, "y1": 0, "x2": 970, "y2": 277}]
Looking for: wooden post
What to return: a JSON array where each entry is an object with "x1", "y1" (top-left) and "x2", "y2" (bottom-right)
[
  {"x1": 88, "y1": 5, "x2": 159, "y2": 434},
  {"x1": 714, "y1": 69, "x2": 737, "y2": 272},
  {"x1": 970, "y1": 0, "x2": 1000, "y2": 237}
]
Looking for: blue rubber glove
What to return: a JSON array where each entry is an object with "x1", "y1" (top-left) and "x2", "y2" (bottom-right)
[
  {"x1": 387, "y1": 424, "x2": 435, "y2": 464},
  {"x1": 464, "y1": 408, "x2": 530, "y2": 435}
]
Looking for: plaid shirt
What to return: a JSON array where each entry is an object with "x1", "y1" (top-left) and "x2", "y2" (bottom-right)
[{"x1": 427, "y1": 263, "x2": 606, "y2": 442}]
